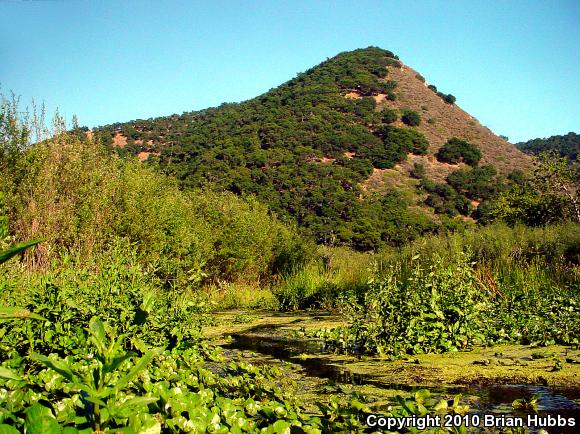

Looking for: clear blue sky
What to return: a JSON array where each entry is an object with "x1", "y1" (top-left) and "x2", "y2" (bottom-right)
[{"x1": 1, "y1": 0, "x2": 578, "y2": 142}]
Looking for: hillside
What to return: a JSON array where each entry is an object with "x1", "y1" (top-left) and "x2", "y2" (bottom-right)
[
  {"x1": 367, "y1": 62, "x2": 530, "y2": 183},
  {"x1": 516, "y1": 132, "x2": 578, "y2": 161},
  {"x1": 91, "y1": 47, "x2": 531, "y2": 250}
]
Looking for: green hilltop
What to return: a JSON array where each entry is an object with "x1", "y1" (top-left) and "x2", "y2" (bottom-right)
[{"x1": 90, "y1": 47, "x2": 532, "y2": 250}]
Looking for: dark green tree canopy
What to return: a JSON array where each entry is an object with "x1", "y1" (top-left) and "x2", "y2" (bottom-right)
[
  {"x1": 436, "y1": 137, "x2": 482, "y2": 166},
  {"x1": 94, "y1": 47, "x2": 435, "y2": 250}
]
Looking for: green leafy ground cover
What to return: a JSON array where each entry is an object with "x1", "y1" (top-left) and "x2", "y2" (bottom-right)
[{"x1": 0, "y1": 254, "x2": 478, "y2": 433}]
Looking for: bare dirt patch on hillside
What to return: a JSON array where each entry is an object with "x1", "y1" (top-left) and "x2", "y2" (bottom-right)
[{"x1": 112, "y1": 132, "x2": 128, "y2": 148}]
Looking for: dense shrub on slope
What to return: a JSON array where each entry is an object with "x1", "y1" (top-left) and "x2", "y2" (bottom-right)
[{"x1": 436, "y1": 137, "x2": 482, "y2": 166}]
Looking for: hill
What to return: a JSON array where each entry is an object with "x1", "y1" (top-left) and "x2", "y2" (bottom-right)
[
  {"x1": 516, "y1": 132, "x2": 578, "y2": 161},
  {"x1": 91, "y1": 47, "x2": 531, "y2": 250}
]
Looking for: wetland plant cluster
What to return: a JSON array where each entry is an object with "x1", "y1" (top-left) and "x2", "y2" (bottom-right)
[{"x1": 308, "y1": 227, "x2": 579, "y2": 357}]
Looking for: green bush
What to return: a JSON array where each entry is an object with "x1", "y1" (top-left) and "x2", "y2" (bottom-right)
[
  {"x1": 345, "y1": 252, "x2": 491, "y2": 355},
  {"x1": 410, "y1": 162, "x2": 426, "y2": 179},
  {"x1": 3, "y1": 133, "x2": 306, "y2": 285},
  {"x1": 322, "y1": 223, "x2": 580, "y2": 355},
  {"x1": 401, "y1": 110, "x2": 421, "y2": 126},
  {"x1": 436, "y1": 137, "x2": 481, "y2": 166},
  {"x1": 381, "y1": 108, "x2": 398, "y2": 124},
  {"x1": 446, "y1": 165, "x2": 499, "y2": 200},
  {"x1": 420, "y1": 178, "x2": 472, "y2": 216},
  {"x1": 440, "y1": 93, "x2": 456, "y2": 104}
]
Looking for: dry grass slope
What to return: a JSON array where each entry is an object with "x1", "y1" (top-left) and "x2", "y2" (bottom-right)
[{"x1": 376, "y1": 62, "x2": 532, "y2": 181}]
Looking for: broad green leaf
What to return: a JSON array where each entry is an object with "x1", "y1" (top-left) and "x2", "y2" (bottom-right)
[
  {"x1": 270, "y1": 420, "x2": 291, "y2": 434},
  {"x1": 129, "y1": 411, "x2": 162, "y2": 434},
  {"x1": 433, "y1": 399, "x2": 448, "y2": 412},
  {"x1": 116, "y1": 396, "x2": 159, "y2": 412},
  {"x1": 0, "y1": 367, "x2": 22, "y2": 381},
  {"x1": 31, "y1": 353, "x2": 77, "y2": 382},
  {"x1": 0, "y1": 240, "x2": 40, "y2": 265},
  {"x1": 24, "y1": 403, "x2": 60, "y2": 434},
  {"x1": 103, "y1": 352, "x2": 135, "y2": 375},
  {"x1": 115, "y1": 348, "x2": 162, "y2": 391},
  {"x1": 0, "y1": 307, "x2": 46, "y2": 321},
  {"x1": 0, "y1": 424, "x2": 20, "y2": 434},
  {"x1": 88, "y1": 317, "x2": 107, "y2": 354},
  {"x1": 84, "y1": 395, "x2": 107, "y2": 407}
]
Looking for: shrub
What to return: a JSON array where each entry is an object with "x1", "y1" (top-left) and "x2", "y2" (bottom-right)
[
  {"x1": 401, "y1": 110, "x2": 421, "y2": 126},
  {"x1": 440, "y1": 93, "x2": 456, "y2": 104},
  {"x1": 381, "y1": 108, "x2": 398, "y2": 124},
  {"x1": 347, "y1": 252, "x2": 490, "y2": 355},
  {"x1": 446, "y1": 165, "x2": 498, "y2": 200},
  {"x1": 436, "y1": 137, "x2": 481, "y2": 166},
  {"x1": 321, "y1": 222, "x2": 580, "y2": 355},
  {"x1": 426, "y1": 84, "x2": 456, "y2": 104},
  {"x1": 371, "y1": 126, "x2": 429, "y2": 164},
  {"x1": 420, "y1": 178, "x2": 472, "y2": 216},
  {"x1": 410, "y1": 162, "x2": 426, "y2": 179}
]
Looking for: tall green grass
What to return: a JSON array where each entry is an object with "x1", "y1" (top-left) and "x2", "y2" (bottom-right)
[
  {"x1": 274, "y1": 222, "x2": 579, "y2": 312},
  {"x1": 274, "y1": 246, "x2": 373, "y2": 310}
]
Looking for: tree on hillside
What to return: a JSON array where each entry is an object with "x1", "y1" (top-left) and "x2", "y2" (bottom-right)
[
  {"x1": 477, "y1": 151, "x2": 579, "y2": 225},
  {"x1": 516, "y1": 132, "x2": 578, "y2": 161},
  {"x1": 436, "y1": 138, "x2": 481, "y2": 166},
  {"x1": 401, "y1": 110, "x2": 421, "y2": 126},
  {"x1": 533, "y1": 151, "x2": 580, "y2": 222}
]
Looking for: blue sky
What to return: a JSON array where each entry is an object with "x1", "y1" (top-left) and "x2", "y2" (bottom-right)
[{"x1": 1, "y1": 0, "x2": 578, "y2": 142}]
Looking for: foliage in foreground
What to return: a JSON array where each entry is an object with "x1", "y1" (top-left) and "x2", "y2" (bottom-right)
[
  {"x1": 0, "y1": 239, "x2": 536, "y2": 433},
  {"x1": 0, "y1": 246, "x2": 475, "y2": 433}
]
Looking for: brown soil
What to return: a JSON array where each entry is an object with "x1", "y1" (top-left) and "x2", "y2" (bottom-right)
[
  {"x1": 372, "y1": 93, "x2": 387, "y2": 103},
  {"x1": 138, "y1": 151, "x2": 160, "y2": 162},
  {"x1": 307, "y1": 156, "x2": 336, "y2": 164},
  {"x1": 112, "y1": 132, "x2": 128, "y2": 148},
  {"x1": 345, "y1": 91, "x2": 362, "y2": 99}
]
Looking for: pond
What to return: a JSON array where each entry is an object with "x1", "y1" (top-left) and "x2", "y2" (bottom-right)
[{"x1": 209, "y1": 311, "x2": 580, "y2": 433}]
